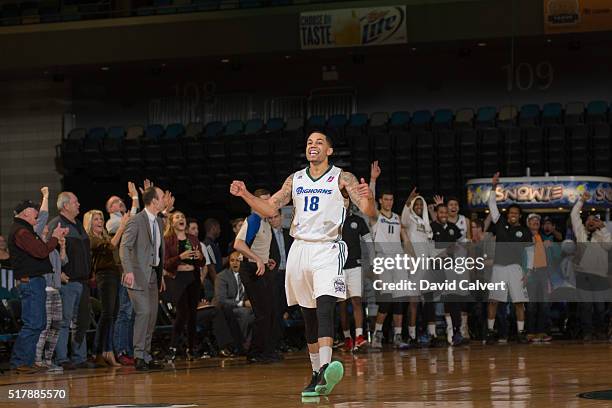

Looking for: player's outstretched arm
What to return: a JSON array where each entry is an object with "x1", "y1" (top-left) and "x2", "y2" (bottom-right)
[
  {"x1": 341, "y1": 171, "x2": 377, "y2": 217},
  {"x1": 488, "y1": 172, "x2": 501, "y2": 223},
  {"x1": 230, "y1": 175, "x2": 293, "y2": 218}
]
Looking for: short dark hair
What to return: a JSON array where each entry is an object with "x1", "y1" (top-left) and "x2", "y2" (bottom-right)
[
  {"x1": 186, "y1": 217, "x2": 199, "y2": 227},
  {"x1": 253, "y1": 188, "x2": 271, "y2": 198},
  {"x1": 446, "y1": 196, "x2": 460, "y2": 205},
  {"x1": 379, "y1": 190, "x2": 394, "y2": 199},
  {"x1": 507, "y1": 204, "x2": 522, "y2": 214},
  {"x1": 435, "y1": 203, "x2": 448, "y2": 212},
  {"x1": 142, "y1": 187, "x2": 157, "y2": 206},
  {"x1": 204, "y1": 218, "x2": 220, "y2": 233},
  {"x1": 307, "y1": 127, "x2": 334, "y2": 148},
  {"x1": 471, "y1": 219, "x2": 484, "y2": 229}
]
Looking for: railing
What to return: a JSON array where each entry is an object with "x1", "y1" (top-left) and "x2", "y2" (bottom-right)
[
  {"x1": 148, "y1": 93, "x2": 254, "y2": 125},
  {"x1": 308, "y1": 86, "x2": 356, "y2": 118}
]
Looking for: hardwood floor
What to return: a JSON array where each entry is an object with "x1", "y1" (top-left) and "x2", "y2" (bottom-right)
[{"x1": 1, "y1": 342, "x2": 611, "y2": 407}]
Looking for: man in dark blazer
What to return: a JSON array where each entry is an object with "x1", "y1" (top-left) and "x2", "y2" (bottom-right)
[
  {"x1": 213, "y1": 251, "x2": 254, "y2": 341},
  {"x1": 268, "y1": 210, "x2": 293, "y2": 349},
  {"x1": 120, "y1": 186, "x2": 166, "y2": 371}
]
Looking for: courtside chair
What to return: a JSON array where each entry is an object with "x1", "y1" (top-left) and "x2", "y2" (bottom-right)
[
  {"x1": 541, "y1": 102, "x2": 563, "y2": 126},
  {"x1": 586, "y1": 100, "x2": 608, "y2": 124},
  {"x1": 475, "y1": 106, "x2": 496, "y2": 129},
  {"x1": 454, "y1": 108, "x2": 474, "y2": 130},
  {"x1": 564, "y1": 102, "x2": 585, "y2": 125}
]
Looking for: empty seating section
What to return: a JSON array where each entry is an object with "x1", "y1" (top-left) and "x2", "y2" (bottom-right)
[
  {"x1": 58, "y1": 101, "x2": 612, "y2": 207},
  {"x1": 0, "y1": 0, "x2": 359, "y2": 26}
]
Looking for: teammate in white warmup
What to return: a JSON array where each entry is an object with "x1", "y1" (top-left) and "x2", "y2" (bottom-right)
[{"x1": 229, "y1": 130, "x2": 376, "y2": 397}]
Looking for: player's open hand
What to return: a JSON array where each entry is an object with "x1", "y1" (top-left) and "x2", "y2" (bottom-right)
[
  {"x1": 255, "y1": 258, "x2": 266, "y2": 276},
  {"x1": 230, "y1": 180, "x2": 248, "y2": 197},
  {"x1": 370, "y1": 161, "x2": 381, "y2": 181},
  {"x1": 492, "y1": 172, "x2": 500, "y2": 187},
  {"x1": 356, "y1": 178, "x2": 373, "y2": 199}
]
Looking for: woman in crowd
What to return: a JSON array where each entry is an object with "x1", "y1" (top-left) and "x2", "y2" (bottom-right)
[
  {"x1": 84, "y1": 209, "x2": 129, "y2": 367},
  {"x1": 164, "y1": 211, "x2": 205, "y2": 361}
]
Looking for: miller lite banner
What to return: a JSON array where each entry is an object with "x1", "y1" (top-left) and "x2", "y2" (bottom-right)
[
  {"x1": 299, "y1": 6, "x2": 407, "y2": 50},
  {"x1": 466, "y1": 176, "x2": 612, "y2": 210},
  {"x1": 544, "y1": 0, "x2": 612, "y2": 34}
]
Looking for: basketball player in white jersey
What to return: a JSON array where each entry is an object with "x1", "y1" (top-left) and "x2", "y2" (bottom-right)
[
  {"x1": 368, "y1": 161, "x2": 411, "y2": 350},
  {"x1": 230, "y1": 130, "x2": 376, "y2": 397}
]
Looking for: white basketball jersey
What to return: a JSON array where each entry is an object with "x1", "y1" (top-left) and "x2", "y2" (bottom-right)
[
  {"x1": 455, "y1": 214, "x2": 469, "y2": 243},
  {"x1": 290, "y1": 166, "x2": 346, "y2": 242},
  {"x1": 372, "y1": 212, "x2": 403, "y2": 254}
]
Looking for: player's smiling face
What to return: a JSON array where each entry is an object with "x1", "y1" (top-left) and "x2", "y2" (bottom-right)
[{"x1": 306, "y1": 132, "x2": 333, "y2": 163}]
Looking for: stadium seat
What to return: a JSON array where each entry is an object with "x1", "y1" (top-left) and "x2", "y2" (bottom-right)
[
  {"x1": 437, "y1": 129, "x2": 457, "y2": 191},
  {"x1": 566, "y1": 124, "x2": 589, "y2": 174},
  {"x1": 346, "y1": 113, "x2": 369, "y2": 176},
  {"x1": 39, "y1": 0, "x2": 60, "y2": 23},
  {"x1": 61, "y1": 128, "x2": 87, "y2": 170},
  {"x1": 523, "y1": 127, "x2": 544, "y2": 175},
  {"x1": 564, "y1": 102, "x2": 585, "y2": 125},
  {"x1": 458, "y1": 129, "x2": 478, "y2": 180},
  {"x1": 266, "y1": 117, "x2": 285, "y2": 133},
  {"x1": 454, "y1": 108, "x2": 474, "y2": 129},
  {"x1": 389, "y1": 111, "x2": 410, "y2": 128},
  {"x1": 541, "y1": 103, "x2": 563, "y2": 126},
  {"x1": 123, "y1": 126, "x2": 144, "y2": 167},
  {"x1": 126, "y1": 125, "x2": 144, "y2": 141},
  {"x1": 475, "y1": 106, "x2": 496, "y2": 129},
  {"x1": 205, "y1": 121, "x2": 225, "y2": 138},
  {"x1": 185, "y1": 122, "x2": 204, "y2": 139},
  {"x1": 370, "y1": 112, "x2": 389, "y2": 128},
  {"x1": 586, "y1": 100, "x2": 608, "y2": 124},
  {"x1": 327, "y1": 114, "x2": 348, "y2": 130},
  {"x1": 165, "y1": 123, "x2": 185, "y2": 139},
  {"x1": 145, "y1": 124, "x2": 165, "y2": 141},
  {"x1": 501, "y1": 127, "x2": 523, "y2": 176},
  {"x1": 244, "y1": 119, "x2": 264, "y2": 135},
  {"x1": 498, "y1": 105, "x2": 518, "y2": 128},
  {"x1": 83, "y1": 128, "x2": 105, "y2": 160},
  {"x1": 519, "y1": 104, "x2": 540, "y2": 127},
  {"x1": 306, "y1": 115, "x2": 326, "y2": 130},
  {"x1": 240, "y1": 0, "x2": 261, "y2": 8},
  {"x1": 411, "y1": 110, "x2": 431, "y2": 130},
  {"x1": 2, "y1": 4, "x2": 20, "y2": 26},
  {"x1": 164, "y1": 141, "x2": 184, "y2": 166},
  {"x1": 193, "y1": 0, "x2": 221, "y2": 11},
  {"x1": 545, "y1": 125, "x2": 566, "y2": 175},
  {"x1": 591, "y1": 122, "x2": 611, "y2": 176},
  {"x1": 224, "y1": 120, "x2": 244, "y2": 136},
  {"x1": 479, "y1": 128, "x2": 502, "y2": 176},
  {"x1": 433, "y1": 109, "x2": 453, "y2": 130}
]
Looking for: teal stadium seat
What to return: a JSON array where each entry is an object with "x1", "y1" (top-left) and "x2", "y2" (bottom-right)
[
  {"x1": 542, "y1": 102, "x2": 563, "y2": 126},
  {"x1": 586, "y1": 100, "x2": 608, "y2": 124},
  {"x1": 224, "y1": 120, "x2": 244, "y2": 136},
  {"x1": 476, "y1": 106, "x2": 496, "y2": 129}
]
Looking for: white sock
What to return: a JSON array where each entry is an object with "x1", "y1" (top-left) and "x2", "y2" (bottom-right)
[
  {"x1": 375, "y1": 323, "x2": 383, "y2": 332},
  {"x1": 355, "y1": 328, "x2": 363, "y2": 337},
  {"x1": 309, "y1": 353, "x2": 320, "y2": 372},
  {"x1": 319, "y1": 346, "x2": 332, "y2": 368},
  {"x1": 517, "y1": 320, "x2": 525, "y2": 332},
  {"x1": 461, "y1": 314, "x2": 468, "y2": 329},
  {"x1": 445, "y1": 314, "x2": 453, "y2": 329},
  {"x1": 394, "y1": 326, "x2": 402, "y2": 335},
  {"x1": 343, "y1": 330, "x2": 351, "y2": 339},
  {"x1": 428, "y1": 323, "x2": 436, "y2": 337},
  {"x1": 488, "y1": 319, "x2": 495, "y2": 330},
  {"x1": 408, "y1": 326, "x2": 416, "y2": 339}
]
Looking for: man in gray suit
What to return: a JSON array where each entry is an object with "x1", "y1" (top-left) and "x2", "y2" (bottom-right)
[
  {"x1": 120, "y1": 186, "x2": 166, "y2": 371},
  {"x1": 214, "y1": 251, "x2": 254, "y2": 341}
]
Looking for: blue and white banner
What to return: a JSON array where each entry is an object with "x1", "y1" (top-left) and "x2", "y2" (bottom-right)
[
  {"x1": 300, "y1": 6, "x2": 407, "y2": 50},
  {"x1": 466, "y1": 176, "x2": 612, "y2": 210}
]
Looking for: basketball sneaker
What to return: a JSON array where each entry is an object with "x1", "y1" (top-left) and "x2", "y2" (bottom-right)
[
  {"x1": 393, "y1": 334, "x2": 410, "y2": 350},
  {"x1": 315, "y1": 361, "x2": 344, "y2": 396},
  {"x1": 371, "y1": 331, "x2": 383, "y2": 350},
  {"x1": 517, "y1": 330, "x2": 529, "y2": 344},
  {"x1": 485, "y1": 329, "x2": 497, "y2": 345},
  {"x1": 452, "y1": 333, "x2": 464, "y2": 347},
  {"x1": 342, "y1": 337, "x2": 354, "y2": 352},
  {"x1": 301, "y1": 371, "x2": 319, "y2": 397},
  {"x1": 354, "y1": 335, "x2": 367, "y2": 351},
  {"x1": 539, "y1": 333, "x2": 552, "y2": 342}
]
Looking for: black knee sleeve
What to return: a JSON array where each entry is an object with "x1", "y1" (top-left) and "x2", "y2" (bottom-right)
[
  {"x1": 392, "y1": 302, "x2": 406, "y2": 316},
  {"x1": 316, "y1": 295, "x2": 336, "y2": 339},
  {"x1": 424, "y1": 301, "x2": 436, "y2": 324},
  {"x1": 378, "y1": 301, "x2": 391, "y2": 315},
  {"x1": 301, "y1": 307, "x2": 318, "y2": 344}
]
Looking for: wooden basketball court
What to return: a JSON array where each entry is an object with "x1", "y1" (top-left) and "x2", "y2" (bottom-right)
[{"x1": 1, "y1": 342, "x2": 611, "y2": 407}]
